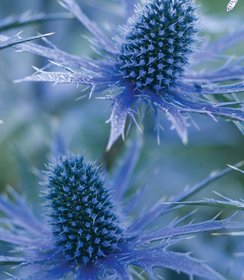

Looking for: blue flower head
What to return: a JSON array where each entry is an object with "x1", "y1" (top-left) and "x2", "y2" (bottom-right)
[
  {"x1": 1, "y1": 143, "x2": 243, "y2": 279},
  {"x1": 3, "y1": 0, "x2": 243, "y2": 149},
  {"x1": 45, "y1": 155, "x2": 124, "y2": 265},
  {"x1": 118, "y1": 0, "x2": 197, "y2": 92}
]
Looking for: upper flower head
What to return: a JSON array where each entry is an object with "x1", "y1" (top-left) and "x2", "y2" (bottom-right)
[
  {"x1": 118, "y1": 0, "x2": 197, "y2": 92},
  {"x1": 1, "y1": 143, "x2": 243, "y2": 279},
  {"x1": 7, "y1": 0, "x2": 244, "y2": 148}
]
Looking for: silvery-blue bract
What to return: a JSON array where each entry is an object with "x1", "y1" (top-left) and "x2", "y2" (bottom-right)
[{"x1": 0, "y1": 142, "x2": 243, "y2": 280}]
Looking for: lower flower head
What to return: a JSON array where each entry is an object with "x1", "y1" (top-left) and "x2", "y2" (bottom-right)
[
  {"x1": 45, "y1": 155, "x2": 124, "y2": 266},
  {"x1": 0, "y1": 148, "x2": 243, "y2": 279}
]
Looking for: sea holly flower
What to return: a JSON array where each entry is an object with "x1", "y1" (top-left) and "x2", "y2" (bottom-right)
[
  {"x1": 1, "y1": 0, "x2": 243, "y2": 149},
  {"x1": 0, "y1": 143, "x2": 244, "y2": 279}
]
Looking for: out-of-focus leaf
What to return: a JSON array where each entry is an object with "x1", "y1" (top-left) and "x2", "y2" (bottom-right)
[
  {"x1": 0, "y1": 256, "x2": 27, "y2": 265},
  {"x1": 0, "y1": 12, "x2": 72, "y2": 32},
  {"x1": 112, "y1": 134, "x2": 142, "y2": 201}
]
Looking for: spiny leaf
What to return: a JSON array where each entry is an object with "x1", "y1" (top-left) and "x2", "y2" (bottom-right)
[
  {"x1": 0, "y1": 32, "x2": 53, "y2": 50},
  {"x1": 130, "y1": 161, "x2": 244, "y2": 230},
  {"x1": 167, "y1": 198, "x2": 244, "y2": 211}
]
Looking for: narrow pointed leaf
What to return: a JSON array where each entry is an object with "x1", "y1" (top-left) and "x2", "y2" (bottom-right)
[
  {"x1": 0, "y1": 33, "x2": 53, "y2": 50},
  {"x1": 149, "y1": 92, "x2": 188, "y2": 144},
  {"x1": 168, "y1": 199, "x2": 244, "y2": 211},
  {"x1": 130, "y1": 249, "x2": 225, "y2": 280},
  {"x1": 140, "y1": 216, "x2": 244, "y2": 243},
  {"x1": 130, "y1": 162, "x2": 244, "y2": 230},
  {"x1": 107, "y1": 90, "x2": 135, "y2": 151},
  {"x1": 112, "y1": 134, "x2": 142, "y2": 200},
  {"x1": 59, "y1": 0, "x2": 115, "y2": 53}
]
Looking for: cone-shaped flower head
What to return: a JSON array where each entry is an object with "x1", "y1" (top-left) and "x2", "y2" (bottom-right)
[
  {"x1": 45, "y1": 155, "x2": 124, "y2": 265},
  {"x1": 118, "y1": 0, "x2": 197, "y2": 92}
]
